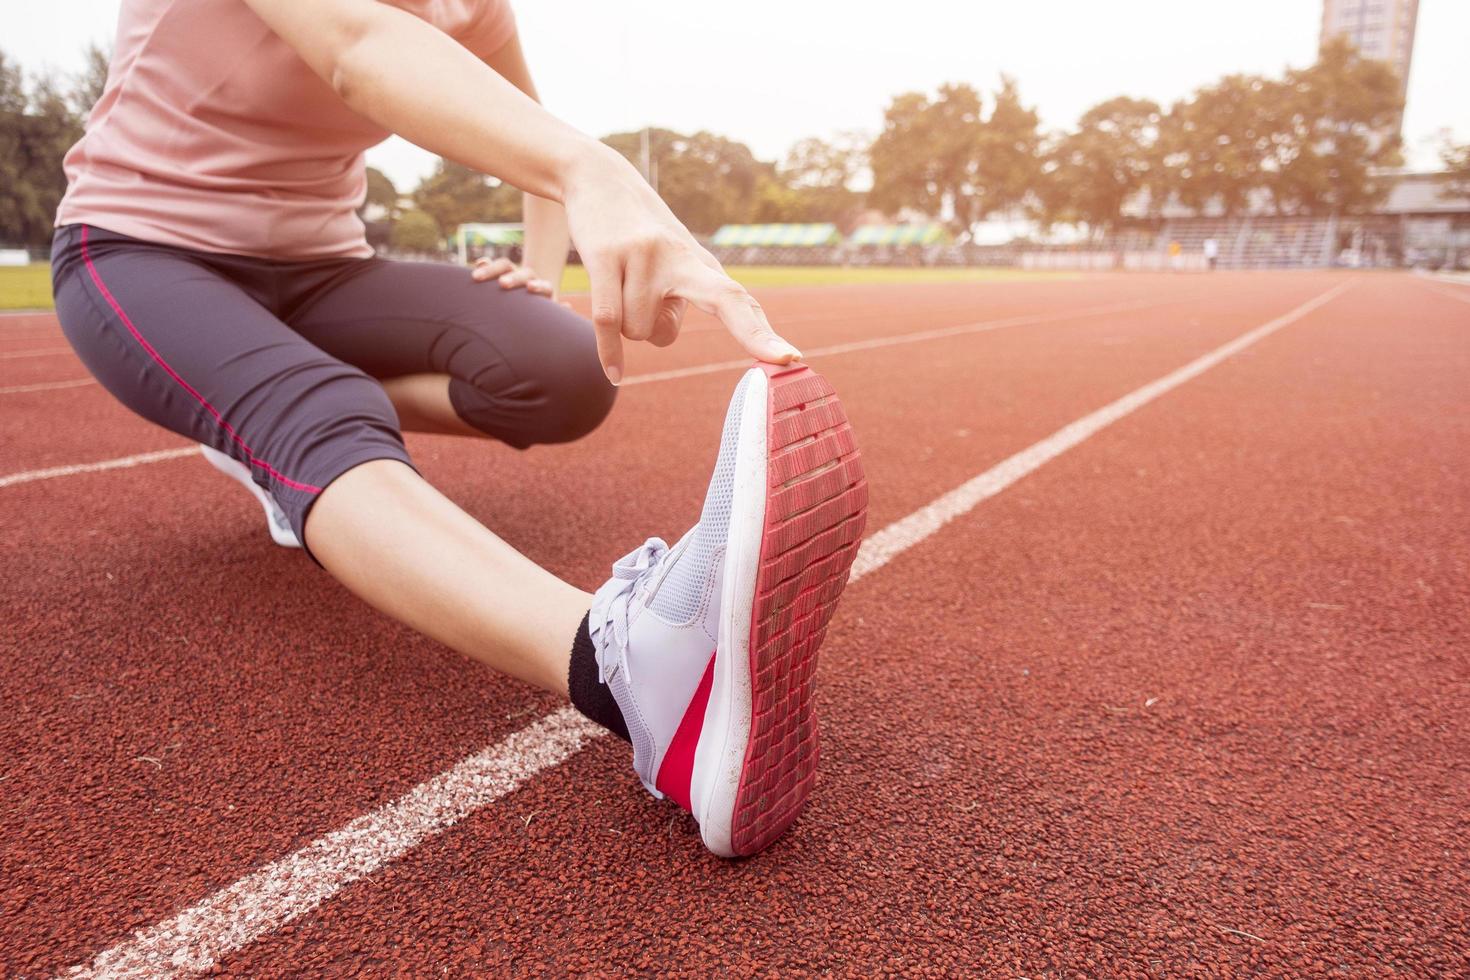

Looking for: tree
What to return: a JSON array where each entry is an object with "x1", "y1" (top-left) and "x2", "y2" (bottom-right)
[
  {"x1": 0, "y1": 53, "x2": 35, "y2": 242},
  {"x1": 870, "y1": 86, "x2": 979, "y2": 231},
  {"x1": 748, "y1": 133, "x2": 866, "y2": 227},
  {"x1": 359, "y1": 166, "x2": 399, "y2": 249},
  {"x1": 0, "y1": 51, "x2": 87, "y2": 247},
  {"x1": 783, "y1": 134, "x2": 864, "y2": 191},
  {"x1": 749, "y1": 174, "x2": 806, "y2": 224},
  {"x1": 662, "y1": 131, "x2": 765, "y2": 232},
  {"x1": 601, "y1": 126, "x2": 678, "y2": 186},
  {"x1": 870, "y1": 80, "x2": 1041, "y2": 235},
  {"x1": 363, "y1": 166, "x2": 399, "y2": 217},
  {"x1": 1041, "y1": 96, "x2": 1162, "y2": 231},
  {"x1": 412, "y1": 159, "x2": 519, "y2": 235},
  {"x1": 1159, "y1": 75, "x2": 1278, "y2": 217},
  {"x1": 974, "y1": 77, "x2": 1042, "y2": 218},
  {"x1": 1266, "y1": 36, "x2": 1404, "y2": 215},
  {"x1": 71, "y1": 43, "x2": 110, "y2": 119},
  {"x1": 603, "y1": 128, "x2": 767, "y2": 233},
  {"x1": 389, "y1": 209, "x2": 442, "y2": 252},
  {"x1": 1443, "y1": 140, "x2": 1470, "y2": 199},
  {"x1": 0, "y1": 52, "x2": 21, "y2": 116}
]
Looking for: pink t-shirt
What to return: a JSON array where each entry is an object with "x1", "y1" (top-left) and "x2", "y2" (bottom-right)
[{"x1": 57, "y1": 0, "x2": 517, "y2": 259}]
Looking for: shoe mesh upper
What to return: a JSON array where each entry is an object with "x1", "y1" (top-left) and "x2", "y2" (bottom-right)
[{"x1": 647, "y1": 370, "x2": 752, "y2": 624}]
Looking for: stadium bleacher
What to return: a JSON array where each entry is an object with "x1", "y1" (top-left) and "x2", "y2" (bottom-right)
[{"x1": 1158, "y1": 216, "x2": 1336, "y2": 269}]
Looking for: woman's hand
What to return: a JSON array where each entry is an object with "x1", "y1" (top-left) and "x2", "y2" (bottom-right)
[
  {"x1": 471, "y1": 257, "x2": 555, "y2": 297},
  {"x1": 563, "y1": 144, "x2": 802, "y2": 386}
]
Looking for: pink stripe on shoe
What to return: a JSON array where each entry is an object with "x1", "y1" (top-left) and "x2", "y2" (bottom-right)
[
  {"x1": 79, "y1": 225, "x2": 321, "y2": 494},
  {"x1": 655, "y1": 652, "x2": 717, "y2": 811}
]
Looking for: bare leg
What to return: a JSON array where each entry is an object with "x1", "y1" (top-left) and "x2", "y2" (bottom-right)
[
  {"x1": 381, "y1": 374, "x2": 480, "y2": 437},
  {"x1": 304, "y1": 458, "x2": 588, "y2": 695}
]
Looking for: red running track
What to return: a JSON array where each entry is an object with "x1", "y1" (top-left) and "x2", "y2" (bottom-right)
[{"x1": 2, "y1": 272, "x2": 1467, "y2": 974}]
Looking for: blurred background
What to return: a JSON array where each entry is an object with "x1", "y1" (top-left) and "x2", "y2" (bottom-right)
[{"x1": 2, "y1": 0, "x2": 1468, "y2": 282}]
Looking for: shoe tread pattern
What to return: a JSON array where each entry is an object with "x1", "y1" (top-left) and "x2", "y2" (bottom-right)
[{"x1": 730, "y1": 364, "x2": 868, "y2": 856}]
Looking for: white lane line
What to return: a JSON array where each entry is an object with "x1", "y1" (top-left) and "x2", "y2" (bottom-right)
[
  {"x1": 66, "y1": 284, "x2": 1347, "y2": 976},
  {"x1": 1416, "y1": 270, "x2": 1470, "y2": 288},
  {"x1": 0, "y1": 346, "x2": 72, "y2": 359},
  {"x1": 70, "y1": 709, "x2": 600, "y2": 979},
  {"x1": 624, "y1": 298, "x2": 1162, "y2": 385},
  {"x1": 1427, "y1": 284, "x2": 1470, "y2": 306},
  {"x1": 680, "y1": 296, "x2": 1054, "y2": 333},
  {"x1": 0, "y1": 378, "x2": 95, "y2": 395},
  {"x1": 2, "y1": 299, "x2": 1159, "y2": 487},
  {"x1": 849, "y1": 281, "x2": 1350, "y2": 581},
  {"x1": 0, "y1": 447, "x2": 197, "y2": 489}
]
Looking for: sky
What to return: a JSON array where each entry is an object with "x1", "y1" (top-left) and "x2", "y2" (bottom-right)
[{"x1": 6, "y1": 0, "x2": 1467, "y2": 191}]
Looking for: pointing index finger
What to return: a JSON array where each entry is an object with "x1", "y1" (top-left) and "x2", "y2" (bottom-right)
[
  {"x1": 680, "y1": 268, "x2": 801, "y2": 364},
  {"x1": 586, "y1": 256, "x2": 626, "y2": 385}
]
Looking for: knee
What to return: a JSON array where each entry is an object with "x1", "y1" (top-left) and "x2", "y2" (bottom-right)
[
  {"x1": 523, "y1": 364, "x2": 614, "y2": 443},
  {"x1": 540, "y1": 366, "x2": 617, "y2": 444},
  {"x1": 444, "y1": 296, "x2": 618, "y2": 446},
  {"x1": 451, "y1": 361, "x2": 615, "y2": 447},
  {"x1": 523, "y1": 306, "x2": 617, "y2": 444}
]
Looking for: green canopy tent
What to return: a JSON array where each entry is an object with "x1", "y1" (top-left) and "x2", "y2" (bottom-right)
[
  {"x1": 709, "y1": 223, "x2": 842, "y2": 248},
  {"x1": 847, "y1": 223, "x2": 952, "y2": 247},
  {"x1": 456, "y1": 222, "x2": 524, "y2": 263}
]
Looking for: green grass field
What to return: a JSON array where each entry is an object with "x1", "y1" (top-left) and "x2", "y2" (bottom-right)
[
  {"x1": 0, "y1": 264, "x2": 55, "y2": 311},
  {"x1": 0, "y1": 261, "x2": 1066, "y2": 311}
]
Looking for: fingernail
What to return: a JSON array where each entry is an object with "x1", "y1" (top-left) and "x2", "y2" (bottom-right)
[{"x1": 605, "y1": 365, "x2": 622, "y2": 386}]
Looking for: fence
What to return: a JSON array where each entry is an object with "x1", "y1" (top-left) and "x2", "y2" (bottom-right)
[{"x1": 700, "y1": 215, "x2": 1422, "y2": 271}]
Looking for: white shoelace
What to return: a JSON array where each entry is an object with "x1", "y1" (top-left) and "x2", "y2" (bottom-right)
[{"x1": 589, "y1": 537, "x2": 669, "y2": 684}]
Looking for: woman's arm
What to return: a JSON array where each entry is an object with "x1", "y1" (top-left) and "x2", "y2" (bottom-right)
[
  {"x1": 519, "y1": 188, "x2": 571, "y2": 296},
  {"x1": 242, "y1": 0, "x2": 800, "y2": 382},
  {"x1": 480, "y1": 31, "x2": 570, "y2": 295},
  {"x1": 246, "y1": 0, "x2": 585, "y2": 201}
]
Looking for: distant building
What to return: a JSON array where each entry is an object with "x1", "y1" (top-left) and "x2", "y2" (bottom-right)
[
  {"x1": 1320, "y1": 0, "x2": 1419, "y2": 106},
  {"x1": 1375, "y1": 169, "x2": 1470, "y2": 269}
]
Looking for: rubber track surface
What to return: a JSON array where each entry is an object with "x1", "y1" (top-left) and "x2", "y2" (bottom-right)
[
  {"x1": 732, "y1": 364, "x2": 868, "y2": 855},
  {"x1": 3, "y1": 273, "x2": 1467, "y2": 975}
]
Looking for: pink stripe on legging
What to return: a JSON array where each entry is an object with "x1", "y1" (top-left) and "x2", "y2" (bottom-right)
[{"x1": 80, "y1": 225, "x2": 322, "y2": 493}]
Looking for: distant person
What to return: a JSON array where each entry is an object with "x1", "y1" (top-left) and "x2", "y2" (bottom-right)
[
  {"x1": 1203, "y1": 237, "x2": 1219, "y2": 271},
  {"x1": 49, "y1": 0, "x2": 867, "y2": 857},
  {"x1": 1168, "y1": 239, "x2": 1183, "y2": 272}
]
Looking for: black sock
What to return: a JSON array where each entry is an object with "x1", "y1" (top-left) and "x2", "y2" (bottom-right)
[{"x1": 567, "y1": 612, "x2": 630, "y2": 742}]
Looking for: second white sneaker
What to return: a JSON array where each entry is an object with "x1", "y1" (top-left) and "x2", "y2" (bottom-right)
[{"x1": 199, "y1": 443, "x2": 302, "y2": 549}]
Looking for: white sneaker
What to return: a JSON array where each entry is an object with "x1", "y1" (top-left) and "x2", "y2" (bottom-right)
[
  {"x1": 590, "y1": 363, "x2": 867, "y2": 857},
  {"x1": 198, "y1": 444, "x2": 302, "y2": 549}
]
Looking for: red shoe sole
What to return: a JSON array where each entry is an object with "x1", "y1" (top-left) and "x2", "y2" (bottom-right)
[{"x1": 729, "y1": 363, "x2": 868, "y2": 856}]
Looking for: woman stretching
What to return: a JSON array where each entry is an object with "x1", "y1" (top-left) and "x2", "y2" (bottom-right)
[{"x1": 51, "y1": 0, "x2": 867, "y2": 857}]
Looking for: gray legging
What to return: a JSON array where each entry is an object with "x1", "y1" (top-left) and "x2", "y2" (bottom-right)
[{"x1": 51, "y1": 223, "x2": 616, "y2": 546}]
